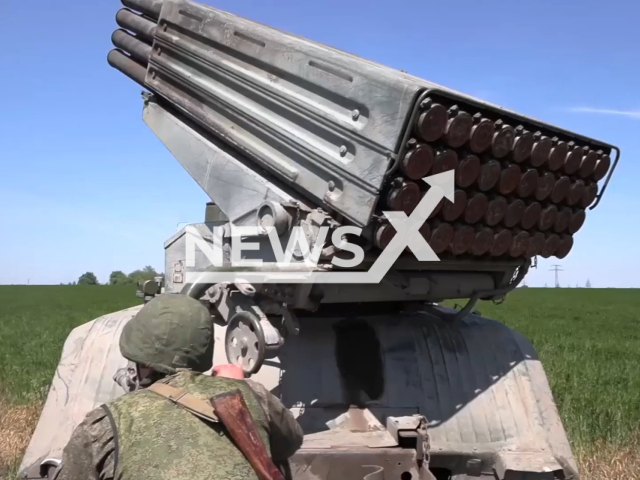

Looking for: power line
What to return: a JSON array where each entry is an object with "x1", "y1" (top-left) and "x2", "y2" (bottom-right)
[{"x1": 549, "y1": 265, "x2": 564, "y2": 288}]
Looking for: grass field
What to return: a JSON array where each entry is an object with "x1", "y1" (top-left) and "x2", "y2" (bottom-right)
[
  {"x1": 0, "y1": 286, "x2": 142, "y2": 479},
  {"x1": 0, "y1": 286, "x2": 639, "y2": 479}
]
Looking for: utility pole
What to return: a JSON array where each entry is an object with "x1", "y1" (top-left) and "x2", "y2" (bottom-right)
[{"x1": 549, "y1": 265, "x2": 564, "y2": 288}]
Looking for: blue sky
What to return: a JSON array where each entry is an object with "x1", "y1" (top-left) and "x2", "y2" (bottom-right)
[{"x1": 1, "y1": 0, "x2": 638, "y2": 287}]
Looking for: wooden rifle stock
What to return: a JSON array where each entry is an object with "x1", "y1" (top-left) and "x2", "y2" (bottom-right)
[{"x1": 210, "y1": 390, "x2": 284, "y2": 480}]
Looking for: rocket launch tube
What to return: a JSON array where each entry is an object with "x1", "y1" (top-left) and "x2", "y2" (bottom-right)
[
  {"x1": 108, "y1": 49, "x2": 147, "y2": 87},
  {"x1": 116, "y1": 8, "x2": 157, "y2": 42},
  {"x1": 121, "y1": 0, "x2": 163, "y2": 20},
  {"x1": 112, "y1": 29, "x2": 152, "y2": 65}
]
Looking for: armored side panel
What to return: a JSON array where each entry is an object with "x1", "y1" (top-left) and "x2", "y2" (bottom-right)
[
  {"x1": 142, "y1": 98, "x2": 310, "y2": 225},
  {"x1": 146, "y1": 0, "x2": 421, "y2": 226},
  {"x1": 21, "y1": 308, "x2": 577, "y2": 480},
  {"x1": 19, "y1": 308, "x2": 140, "y2": 476}
]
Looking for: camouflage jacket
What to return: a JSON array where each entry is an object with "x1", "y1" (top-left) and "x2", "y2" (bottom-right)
[{"x1": 57, "y1": 372, "x2": 304, "y2": 480}]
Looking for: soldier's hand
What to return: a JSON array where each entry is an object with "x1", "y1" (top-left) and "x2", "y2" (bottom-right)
[{"x1": 212, "y1": 364, "x2": 245, "y2": 379}]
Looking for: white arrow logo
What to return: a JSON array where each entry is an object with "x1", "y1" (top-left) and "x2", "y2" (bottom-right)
[{"x1": 185, "y1": 170, "x2": 455, "y2": 284}]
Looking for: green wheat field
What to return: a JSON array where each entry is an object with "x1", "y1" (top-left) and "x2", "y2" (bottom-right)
[{"x1": 1, "y1": 286, "x2": 639, "y2": 479}]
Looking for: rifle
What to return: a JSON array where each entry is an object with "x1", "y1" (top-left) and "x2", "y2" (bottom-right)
[{"x1": 211, "y1": 390, "x2": 285, "y2": 480}]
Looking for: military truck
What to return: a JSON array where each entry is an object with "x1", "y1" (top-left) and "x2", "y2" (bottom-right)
[{"x1": 21, "y1": 0, "x2": 618, "y2": 478}]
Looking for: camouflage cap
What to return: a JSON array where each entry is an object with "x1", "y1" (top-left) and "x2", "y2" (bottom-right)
[{"x1": 120, "y1": 294, "x2": 214, "y2": 375}]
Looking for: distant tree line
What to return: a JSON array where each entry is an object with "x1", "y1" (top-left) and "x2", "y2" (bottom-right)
[{"x1": 73, "y1": 266, "x2": 162, "y2": 285}]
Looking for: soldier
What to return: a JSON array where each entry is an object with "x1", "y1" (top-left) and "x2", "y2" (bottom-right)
[{"x1": 56, "y1": 294, "x2": 304, "y2": 480}]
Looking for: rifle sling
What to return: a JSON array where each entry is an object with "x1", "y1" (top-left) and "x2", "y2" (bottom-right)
[
  {"x1": 147, "y1": 383, "x2": 220, "y2": 424},
  {"x1": 149, "y1": 383, "x2": 281, "y2": 480}
]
